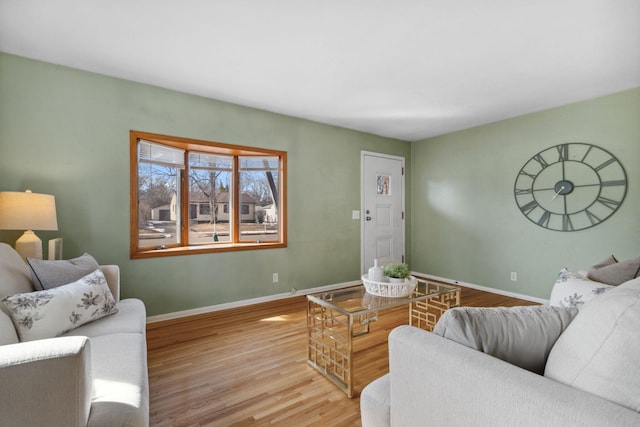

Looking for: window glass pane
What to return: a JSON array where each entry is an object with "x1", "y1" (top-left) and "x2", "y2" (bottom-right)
[
  {"x1": 188, "y1": 151, "x2": 233, "y2": 244},
  {"x1": 377, "y1": 175, "x2": 391, "y2": 195},
  {"x1": 139, "y1": 140, "x2": 185, "y2": 168},
  {"x1": 238, "y1": 156, "x2": 279, "y2": 242},
  {"x1": 137, "y1": 152, "x2": 182, "y2": 249}
]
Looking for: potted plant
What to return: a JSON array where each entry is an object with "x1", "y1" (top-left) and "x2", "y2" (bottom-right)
[{"x1": 384, "y1": 263, "x2": 410, "y2": 283}]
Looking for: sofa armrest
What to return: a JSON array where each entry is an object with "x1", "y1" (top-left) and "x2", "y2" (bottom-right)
[
  {"x1": 100, "y1": 264, "x2": 120, "y2": 301},
  {"x1": 0, "y1": 336, "x2": 92, "y2": 427},
  {"x1": 388, "y1": 326, "x2": 640, "y2": 427}
]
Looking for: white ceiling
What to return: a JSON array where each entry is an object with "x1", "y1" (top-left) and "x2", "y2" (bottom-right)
[{"x1": 1, "y1": 0, "x2": 639, "y2": 142}]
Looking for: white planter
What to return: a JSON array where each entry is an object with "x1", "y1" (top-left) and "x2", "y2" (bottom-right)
[{"x1": 362, "y1": 275, "x2": 417, "y2": 298}]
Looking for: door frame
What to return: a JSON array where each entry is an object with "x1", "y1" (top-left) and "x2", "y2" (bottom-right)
[{"x1": 360, "y1": 151, "x2": 406, "y2": 274}]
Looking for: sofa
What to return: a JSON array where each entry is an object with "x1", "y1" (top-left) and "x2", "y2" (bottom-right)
[
  {"x1": 0, "y1": 243, "x2": 149, "y2": 427},
  {"x1": 361, "y1": 262, "x2": 640, "y2": 427}
]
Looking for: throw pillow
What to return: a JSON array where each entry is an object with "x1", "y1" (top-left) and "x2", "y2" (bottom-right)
[
  {"x1": 544, "y1": 277, "x2": 640, "y2": 412},
  {"x1": 1, "y1": 269, "x2": 118, "y2": 342},
  {"x1": 549, "y1": 268, "x2": 613, "y2": 309},
  {"x1": 587, "y1": 256, "x2": 640, "y2": 285},
  {"x1": 26, "y1": 253, "x2": 100, "y2": 290},
  {"x1": 432, "y1": 305, "x2": 578, "y2": 374}
]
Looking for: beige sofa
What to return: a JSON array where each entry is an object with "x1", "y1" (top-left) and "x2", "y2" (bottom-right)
[
  {"x1": 0, "y1": 243, "x2": 148, "y2": 426},
  {"x1": 361, "y1": 274, "x2": 640, "y2": 427}
]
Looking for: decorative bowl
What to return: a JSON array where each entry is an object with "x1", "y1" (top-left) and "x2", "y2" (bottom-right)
[{"x1": 362, "y1": 274, "x2": 417, "y2": 298}]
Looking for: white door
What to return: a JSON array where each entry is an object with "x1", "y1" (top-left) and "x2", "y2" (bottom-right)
[{"x1": 361, "y1": 152, "x2": 405, "y2": 274}]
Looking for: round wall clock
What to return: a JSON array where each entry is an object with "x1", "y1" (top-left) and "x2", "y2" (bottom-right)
[{"x1": 514, "y1": 143, "x2": 627, "y2": 231}]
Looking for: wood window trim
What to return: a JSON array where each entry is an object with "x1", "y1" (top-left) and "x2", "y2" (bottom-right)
[{"x1": 130, "y1": 130, "x2": 287, "y2": 259}]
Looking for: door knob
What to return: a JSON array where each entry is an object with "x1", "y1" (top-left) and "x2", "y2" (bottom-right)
[{"x1": 366, "y1": 216, "x2": 372, "y2": 221}]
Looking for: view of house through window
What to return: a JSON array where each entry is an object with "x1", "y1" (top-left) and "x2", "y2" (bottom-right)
[
  {"x1": 131, "y1": 131, "x2": 286, "y2": 258},
  {"x1": 187, "y1": 151, "x2": 233, "y2": 244},
  {"x1": 238, "y1": 156, "x2": 280, "y2": 242},
  {"x1": 137, "y1": 141, "x2": 183, "y2": 247}
]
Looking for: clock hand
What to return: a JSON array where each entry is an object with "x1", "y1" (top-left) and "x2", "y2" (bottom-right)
[{"x1": 552, "y1": 186, "x2": 565, "y2": 200}]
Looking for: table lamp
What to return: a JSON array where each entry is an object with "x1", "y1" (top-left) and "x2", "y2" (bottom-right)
[{"x1": 0, "y1": 190, "x2": 58, "y2": 260}]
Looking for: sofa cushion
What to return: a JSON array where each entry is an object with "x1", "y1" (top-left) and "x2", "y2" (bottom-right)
[
  {"x1": 62, "y1": 298, "x2": 146, "y2": 338},
  {"x1": 587, "y1": 256, "x2": 640, "y2": 285},
  {"x1": 87, "y1": 333, "x2": 149, "y2": 427},
  {"x1": 545, "y1": 277, "x2": 640, "y2": 412},
  {"x1": 433, "y1": 305, "x2": 577, "y2": 374},
  {"x1": 1, "y1": 269, "x2": 118, "y2": 342},
  {"x1": 26, "y1": 252, "x2": 100, "y2": 290},
  {"x1": 549, "y1": 268, "x2": 613, "y2": 309}
]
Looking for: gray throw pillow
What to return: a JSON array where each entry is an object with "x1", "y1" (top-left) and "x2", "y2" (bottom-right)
[
  {"x1": 587, "y1": 256, "x2": 640, "y2": 285},
  {"x1": 26, "y1": 253, "x2": 100, "y2": 290},
  {"x1": 433, "y1": 305, "x2": 578, "y2": 375},
  {"x1": 544, "y1": 277, "x2": 640, "y2": 412},
  {"x1": 590, "y1": 254, "x2": 618, "y2": 269}
]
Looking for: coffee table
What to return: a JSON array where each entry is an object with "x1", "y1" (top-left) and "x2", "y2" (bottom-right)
[{"x1": 306, "y1": 279, "x2": 460, "y2": 397}]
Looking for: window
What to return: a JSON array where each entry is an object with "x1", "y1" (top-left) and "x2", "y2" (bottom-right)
[
  {"x1": 199, "y1": 203, "x2": 210, "y2": 215},
  {"x1": 130, "y1": 131, "x2": 286, "y2": 258}
]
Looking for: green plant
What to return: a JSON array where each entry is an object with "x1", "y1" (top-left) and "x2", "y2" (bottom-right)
[{"x1": 383, "y1": 263, "x2": 410, "y2": 279}]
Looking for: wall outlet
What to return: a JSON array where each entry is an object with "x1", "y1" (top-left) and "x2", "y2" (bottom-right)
[
  {"x1": 510, "y1": 272, "x2": 517, "y2": 281},
  {"x1": 273, "y1": 273, "x2": 279, "y2": 283}
]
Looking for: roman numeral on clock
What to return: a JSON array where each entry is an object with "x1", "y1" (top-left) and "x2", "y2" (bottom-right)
[
  {"x1": 597, "y1": 196, "x2": 621, "y2": 210},
  {"x1": 520, "y1": 200, "x2": 538, "y2": 215},
  {"x1": 601, "y1": 179, "x2": 626, "y2": 187},
  {"x1": 537, "y1": 211, "x2": 551, "y2": 227},
  {"x1": 562, "y1": 214, "x2": 574, "y2": 231},
  {"x1": 556, "y1": 144, "x2": 569, "y2": 161},
  {"x1": 515, "y1": 188, "x2": 533, "y2": 195},
  {"x1": 532, "y1": 154, "x2": 548, "y2": 168}
]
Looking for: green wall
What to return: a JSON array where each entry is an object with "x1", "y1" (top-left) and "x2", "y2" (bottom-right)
[
  {"x1": 411, "y1": 87, "x2": 640, "y2": 299},
  {"x1": 0, "y1": 53, "x2": 411, "y2": 316},
  {"x1": 2, "y1": 52, "x2": 638, "y2": 313}
]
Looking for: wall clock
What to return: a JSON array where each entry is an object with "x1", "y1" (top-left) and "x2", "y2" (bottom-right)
[{"x1": 514, "y1": 143, "x2": 627, "y2": 231}]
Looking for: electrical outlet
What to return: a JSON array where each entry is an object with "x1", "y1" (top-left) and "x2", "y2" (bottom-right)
[
  {"x1": 510, "y1": 272, "x2": 517, "y2": 281},
  {"x1": 273, "y1": 273, "x2": 279, "y2": 283}
]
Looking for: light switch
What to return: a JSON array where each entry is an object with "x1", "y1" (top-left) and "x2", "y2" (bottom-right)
[{"x1": 352, "y1": 210, "x2": 360, "y2": 220}]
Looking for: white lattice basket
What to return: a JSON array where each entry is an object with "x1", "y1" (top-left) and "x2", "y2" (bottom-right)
[{"x1": 362, "y1": 274, "x2": 417, "y2": 298}]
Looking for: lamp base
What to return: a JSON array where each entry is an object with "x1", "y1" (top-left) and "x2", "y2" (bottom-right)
[{"x1": 15, "y1": 230, "x2": 43, "y2": 260}]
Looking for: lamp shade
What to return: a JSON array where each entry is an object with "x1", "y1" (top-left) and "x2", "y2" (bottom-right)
[{"x1": 0, "y1": 190, "x2": 58, "y2": 231}]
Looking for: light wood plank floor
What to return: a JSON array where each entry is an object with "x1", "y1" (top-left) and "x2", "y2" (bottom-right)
[{"x1": 147, "y1": 285, "x2": 537, "y2": 426}]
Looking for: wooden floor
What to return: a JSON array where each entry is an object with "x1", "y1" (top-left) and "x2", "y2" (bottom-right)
[{"x1": 146, "y1": 285, "x2": 537, "y2": 426}]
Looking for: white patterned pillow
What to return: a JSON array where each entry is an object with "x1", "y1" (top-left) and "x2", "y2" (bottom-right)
[
  {"x1": 549, "y1": 268, "x2": 613, "y2": 309},
  {"x1": 1, "y1": 269, "x2": 118, "y2": 342}
]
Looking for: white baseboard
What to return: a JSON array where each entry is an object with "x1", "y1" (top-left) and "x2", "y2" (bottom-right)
[
  {"x1": 146, "y1": 279, "x2": 361, "y2": 324},
  {"x1": 146, "y1": 273, "x2": 547, "y2": 324},
  {"x1": 413, "y1": 271, "x2": 548, "y2": 305}
]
